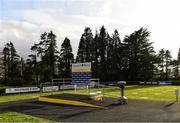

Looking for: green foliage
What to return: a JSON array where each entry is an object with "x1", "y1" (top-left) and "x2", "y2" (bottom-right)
[
  {"x1": 58, "y1": 37, "x2": 74, "y2": 78},
  {"x1": 165, "y1": 50, "x2": 172, "y2": 79},
  {"x1": 27, "y1": 31, "x2": 59, "y2": 83},
  {"x1": 157, "y1": 49, "x2": 172, "y2": 80},
  {"x1": 1, "y1": 26, "x2": 180, "y2": 85},
  {"x1": 25, "y1": 44, "x2": 39, "y2": 84},
  {"x1": 106, "y1": 30, "x2": 122, "y2": 80},
  {"x1": 2, "y1": 42, "x2": 21, "y2": 85},
  {"x1": 75, "y1": 26, "x2": 177, "y2": 81},
  {"x1": 76, "y1": 27, "x2": 94, "y2": 62},
  {"x1": 123, "y1": 28, "x2": 157, "y2": 80},
  {"x1": 0, "y1": 111, "x2": 54, "y2": 122},
  {"x1": 171, "y1": 59, "x2": 178, "y2": 79}
]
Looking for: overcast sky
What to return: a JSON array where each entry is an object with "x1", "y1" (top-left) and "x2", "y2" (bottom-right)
[{"x1": 0, "y1": 0, "x2": 180, "y2": 59}]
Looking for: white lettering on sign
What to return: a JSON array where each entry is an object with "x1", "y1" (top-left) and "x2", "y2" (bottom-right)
[
  {"x1": 5, "y1": 87, "x2": 40, "y2": 94},
  {"x1": 42, "y1": 86, "x2": 59, "y2": 92}
]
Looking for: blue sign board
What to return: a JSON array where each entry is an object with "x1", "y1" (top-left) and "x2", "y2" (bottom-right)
[{"x1": 71, "y1": 63, "x2": 91, "y2": 85}]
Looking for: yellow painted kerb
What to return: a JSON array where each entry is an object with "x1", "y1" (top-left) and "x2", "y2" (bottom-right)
[{"x1": 38, "y1": 96, "x2": 105, "y2": 109}]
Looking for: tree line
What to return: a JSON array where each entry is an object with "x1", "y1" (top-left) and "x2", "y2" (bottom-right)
[{"x1": 1, "y1": 26, "x2": 180, "y2": 86}]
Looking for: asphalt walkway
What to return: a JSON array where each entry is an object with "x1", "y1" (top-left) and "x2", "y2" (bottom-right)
[{"x1": 0, "y1": 94, "x2": 180, "y2": 122}]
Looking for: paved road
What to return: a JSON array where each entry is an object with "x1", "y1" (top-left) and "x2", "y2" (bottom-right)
[{"x1": 0, "y1": 95, "x2": 180, "y2": 122}]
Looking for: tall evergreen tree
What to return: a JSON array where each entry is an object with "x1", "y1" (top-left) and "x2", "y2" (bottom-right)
[
  {"x1": 157, "y1": 49, "x2": 172, "y2": 80},
  {"x1": 3, "y1": 42, "x2": 20, "y2": 85},
  {"x1": 91, "y1": 30, "x2": 99, "y2": 78},
  {"x1": 97, "y1": 26, "x2": 109, "y2": 81},
  {"x1": 158, "y1": 48, "x2": 165, "y2": 79},
  {"x1": 76, "y1": 27, "x2": 94, "y2": 62},
  {"x1": 164, "y1": 50, "x2": 172, "y2": 79},
  {"x1": 29, "y1": 31, "x2": 59, "y2": 82},
  {"x1": 170, "y1": 59, "x2": 178, "y2": 79},
  {"x1": 123, "y1": 28, "x2": 156, "y2": 80},
  {"x1": 106, "y1": 30, "x2": 122, "y2": 80},
  {"x1": 3, "y1": 45, "x2": 10, "y2": 83},
  {"x1": 76, "y1": 36, "x2": 86, "y2": 62},
  {"x1": 58, "y1": 37, "x2": 74, "y2": 78},
  {"x1": 177, "y1": 48, "x2": 180, "y2": 78},
  {"x1": 25, "y1": 43, "x2": 39, "y2": 84}
]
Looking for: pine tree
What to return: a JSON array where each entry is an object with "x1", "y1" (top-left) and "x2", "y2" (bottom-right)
[
  {"x1": 3, "y1": 42, "x2": 20, "y2": 85},
  {"x1": 158, "y1": 48, "x2": 165, "y2": 79},
  {"x1": 123, "y1": 28, "x2": 156, "y2": 81},
  {"x1": 98, "y1": 26, "x2": 109, "y2": 81},
  {"x1": 178, "y1": 48, "x2": 180, "y2": 78},
  {"x1": 91, "y1": 30, "x2": 99, "y2": 78},
  {"x1": 76, "y1": 36, "x2": 86, "y2": 62},
  {"x1": 59, "y1": 37, "x2": 74, "y2": 78},
  {"x1": 26, "y1": 43, "x2": 39, "y2": 84},
  {"x1": 3, "y1": 45, "x2": 10, "y2": 83},
  {"x1": 46, "y1": 31, "x2": 59, "y2": 80},
  {"x1": 170, "y1": 59, "x2": 178, "y2": 79},
  {"x1": 107, "y1": 30, "x2": 122, "y2": 80},
  {"x1": 76, "y1": 27, "x2": 94, "y2": 62},
  {"x1": 30, "y1": 31, "x2": 59, "y2": 82},
  {"x1": 165, "y1": 50, "x2": 172, "y2": 79}
]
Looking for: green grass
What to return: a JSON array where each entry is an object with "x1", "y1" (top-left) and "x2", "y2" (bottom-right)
[
  {"x1": 0, "y1": 111, "x2": 55, "y2": 122},
  {"x1": 0, "y1": 91, "x2": 72, "y2": 103},
  {"x1": 64, "y1": 85, "x2": 180, "y2": 101},
  {"x1": 0, "y1": 85, "x2": 179, "y2": 103},
  {"x1": 103, "y1": 85, "x2": 180, "y2": 101},
  {"x1": 71, "y1": 85, "x2": 180, "y2": 101}
]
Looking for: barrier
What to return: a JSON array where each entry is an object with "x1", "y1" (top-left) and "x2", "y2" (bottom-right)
[
  {"x1": 5, "y1": 87, "x2": 40, "y2": 94},
  {"x1": 139, "y1": 81, "x2": 159, "y2": 85}
]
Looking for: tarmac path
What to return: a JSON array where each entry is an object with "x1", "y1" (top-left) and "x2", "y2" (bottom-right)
[{"x1": 0, "y1": 96, "x2": 180, "y2": 122}]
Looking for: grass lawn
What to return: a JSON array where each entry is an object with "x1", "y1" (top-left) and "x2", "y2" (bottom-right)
[
  {"x1": 104, "y1": 85, "x2": 180, "y2": 101},
  {"x1": 0, "y1": 85, "x2": 180, "y2": 103},
  {"x1": 0, "y1": 91, "x2": 72, "y2": 103},
  {"x1": 73, "y1": 85, "x2": 180, "y2": 101},
  {"x1": 0, "y1": 111, "x2": 55, "y2": 122}
]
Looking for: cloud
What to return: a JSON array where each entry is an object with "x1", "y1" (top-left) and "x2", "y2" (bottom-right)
[
  {"x1": 0, "y1": 20, "x2": 40, "y2": 58},
  {"x1": 1, "y1": 0, "x2": 140, "y2": 58},
  {"x1": 0, "y1": 0, "x2": 180, "y2": 59}
]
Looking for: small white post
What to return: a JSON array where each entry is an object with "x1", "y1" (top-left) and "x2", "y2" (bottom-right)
[
  {"x1": 175, "y1": 89, "x2": 179, "y2": 102},
  {"x1": 87, "y1": 85, "x2": 89, "y2": 95},
  {"x1": 74, "y1": 85, "x2": 77, "y2": 93}
]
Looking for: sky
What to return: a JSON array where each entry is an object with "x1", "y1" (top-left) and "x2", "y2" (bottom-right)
[{"x1": 0, "y1": 0, "x2": 180, "y2": 59}]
